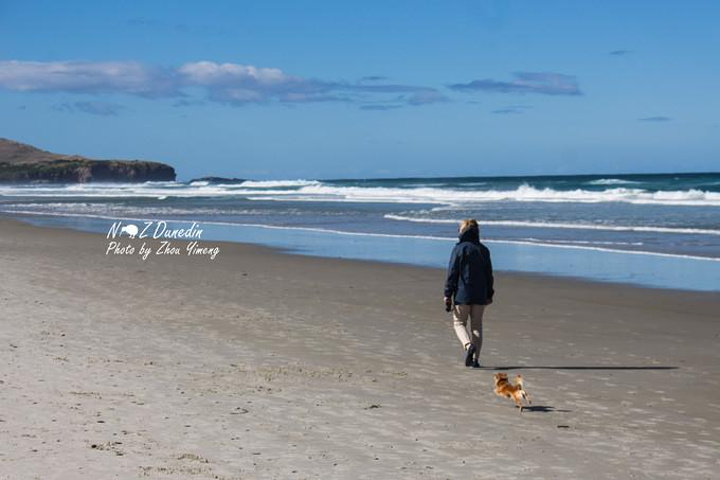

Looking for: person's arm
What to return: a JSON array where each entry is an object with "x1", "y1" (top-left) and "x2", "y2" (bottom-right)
[
  {"x1": 485, "y1": 248, "x2": 495, "y2": 303},
  {"x1": 444, "y1": 246, "x2": 461, "y2": 301}
]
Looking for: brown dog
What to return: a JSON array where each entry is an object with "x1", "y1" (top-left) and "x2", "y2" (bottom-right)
[{"x1": 493, "y1": 373, "x2": 532, "y2": 412}]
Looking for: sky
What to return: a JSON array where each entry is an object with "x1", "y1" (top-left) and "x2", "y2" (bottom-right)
[{"x1": 1, "y1": 0, "x2": 718, "y2": 180}]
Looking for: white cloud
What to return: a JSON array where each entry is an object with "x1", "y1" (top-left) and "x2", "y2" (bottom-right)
[
  {"x1": 449, "y1": 72, "x2": 582, "y2": 96},
  {"x1": 0, "y1": 59, "x2": 453, "y2": 108},
  {"x1": 0, "y1": 60, "x2": 176, "y2": 96},
  {"x1": 178, "y1": 61, "x2": 290, "y2": 86}
]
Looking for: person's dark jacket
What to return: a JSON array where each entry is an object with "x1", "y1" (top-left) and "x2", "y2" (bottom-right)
[{"x1": 444, "y1": 226, "x2": 494, "y2": 305}]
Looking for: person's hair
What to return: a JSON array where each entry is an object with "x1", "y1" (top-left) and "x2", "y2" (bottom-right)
[{"x1": 458, "y1": 218, "x2": 479, "y2": 234}]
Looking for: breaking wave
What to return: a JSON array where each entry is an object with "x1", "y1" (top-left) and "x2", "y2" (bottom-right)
[
  {"x1": 384, "y1": 215, "x2": 720, "y2": 236},
  {"x1": 1, "y1": 181, "x2": 719, "y2": 206},
  {"x1": 238, "y1": 179, "x2": 322, "y2": 188},
  {"x1": 587, "y1": 178, "x2": 641, "y2": 186}
]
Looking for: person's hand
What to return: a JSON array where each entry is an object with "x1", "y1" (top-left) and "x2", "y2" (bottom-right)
[
  {"x1": 486, "y1": 298, "x2": 493, "y2": 305},
  {"x1": 443, "y1": 296, "x2": 452, "y2": 311}
]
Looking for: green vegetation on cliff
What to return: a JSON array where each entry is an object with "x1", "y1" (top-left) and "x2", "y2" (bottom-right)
[{"x1": 0, "y1": 138, "x2": 176, "y2": 183}]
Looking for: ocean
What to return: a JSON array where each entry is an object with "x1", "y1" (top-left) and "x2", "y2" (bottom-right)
[{"x1": 1, "y1": 172, "x2": 719, "y2": 291}]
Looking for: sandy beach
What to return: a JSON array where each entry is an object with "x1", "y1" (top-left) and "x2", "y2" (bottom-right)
[{"x1": 1, "y1": 216, "x2": 718, "y2": 479}]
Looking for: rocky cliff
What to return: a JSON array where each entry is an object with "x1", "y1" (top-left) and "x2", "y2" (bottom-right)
[{"x1": 0, "y1": 138, "x2": 176, "y2": 183}]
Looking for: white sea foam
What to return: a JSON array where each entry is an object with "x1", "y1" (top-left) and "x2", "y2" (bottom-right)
[
  {"x1": 239, "y1": 179, "x2": 321, "y2": 188},
  {"x1": 519, "y1": 238, "x2": 644, "y2": 246},
  {"x1": 253, "y1": 184, "x2": 720, "y2": 206},
  {"x1": 1, "y1": 181, "x2": 719, "y2": 206},
  {"x1": 588, "y1": 178, "x2": 641, "y2": 186},
  {"x1": 384, "y1": 215, "x2": 720, "y2": 236},
  {"x1": 0, "y1": 184, "x2": 293, "y2": 198},
  {"x1": 0, "y1": 202, "x2": 273, "y2": 217},
  {"x1": 384, "y1": 215, "x2": 457, "y2": 224}
]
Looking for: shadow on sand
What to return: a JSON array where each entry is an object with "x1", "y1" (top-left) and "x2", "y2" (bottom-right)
[
  {"x1": 489, "y1": 366, "x2": 677, "y2": 371},
  {"x1": 521, "y1": 405, "x2": 571, "y2": 413}
]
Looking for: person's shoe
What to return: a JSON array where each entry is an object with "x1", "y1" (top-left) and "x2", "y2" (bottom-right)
[
  {"x1": 472, "y1": 359, "x2": 481, "y2": 369},
  {"x1": 464, "y1": 345, "x2": 476, "y2": 367}
]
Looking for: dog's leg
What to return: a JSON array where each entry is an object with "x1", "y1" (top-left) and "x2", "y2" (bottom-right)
[
  {"x1": 513, "y1": 393, "x2": 524, "y2": 411},
  {"x1": 521, "y1": 389, "x2": 532, "y2": 405}
]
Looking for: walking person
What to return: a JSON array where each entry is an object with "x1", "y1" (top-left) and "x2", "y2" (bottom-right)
[{"x1": 444, "y1": 219, "x2": 494, "y2": 368}]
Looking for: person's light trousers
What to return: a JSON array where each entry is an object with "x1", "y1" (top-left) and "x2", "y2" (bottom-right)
[{"x1": 452, "y1": 304, "x2": 485, "y2": 355}]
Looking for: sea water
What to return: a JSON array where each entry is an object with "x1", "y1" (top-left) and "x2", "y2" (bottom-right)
[{"x1": 1, "y1": 172, "x2": 718, "y2": 291}]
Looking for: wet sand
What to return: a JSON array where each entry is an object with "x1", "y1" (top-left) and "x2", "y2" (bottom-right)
[{"x1": 1, "y1": 217, "x2": 718, "y2": 479}]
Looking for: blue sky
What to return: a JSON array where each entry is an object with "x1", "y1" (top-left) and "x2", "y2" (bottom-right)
[{"x1": 1, "y1": 0, "x2": 718, "y2": 180}]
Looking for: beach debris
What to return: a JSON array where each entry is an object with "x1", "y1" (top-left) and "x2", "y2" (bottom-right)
[
  {"x1": 364, "y1": 404, "x2": 381, "y2": 410},
  {"x1": 177, "y1": 453, "x2": 209, "y2": 463},
  {"x1": 230, "y1": 407, "x2": 249, "y2": 415},
  {"x1": 90, "y1": 441, "x2": 123, "y2": 456}
]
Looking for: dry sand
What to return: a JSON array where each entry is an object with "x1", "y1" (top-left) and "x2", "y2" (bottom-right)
[{"x1": 1, "y1": 217, "x2": 718, "y2": 479}]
